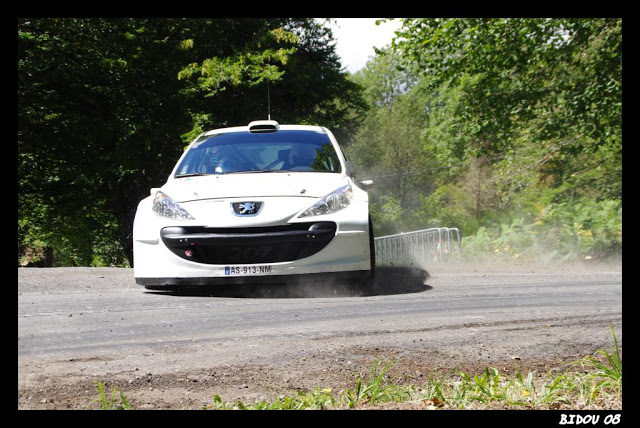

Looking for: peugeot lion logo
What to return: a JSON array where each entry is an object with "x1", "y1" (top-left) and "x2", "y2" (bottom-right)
[{"x1": 232, "y1": 201, "x2": 263, "y2": 216}]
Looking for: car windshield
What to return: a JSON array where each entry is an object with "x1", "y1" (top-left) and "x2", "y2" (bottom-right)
[{"x1": 174, "y1": 129, "x2": 342, "y2": 177}]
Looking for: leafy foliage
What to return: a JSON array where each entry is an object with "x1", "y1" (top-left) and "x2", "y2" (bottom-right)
[
  {"x1": 350, "y1": 18, "x2": 621, "y2": 261},
  {"x1": 461, "y1": 198, "x2": 622, "y2": 263},
  {"x1": 393, "y1": 18, "x2": 621, "y2": 155}
]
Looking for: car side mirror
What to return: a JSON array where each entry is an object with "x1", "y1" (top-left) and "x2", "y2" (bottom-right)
[
  {"x1": 150, "y1": 187, "x2": 160, "y2": 195},
  {"x1": 359, "y1": 180, "x2": 374, "y2": 190}
]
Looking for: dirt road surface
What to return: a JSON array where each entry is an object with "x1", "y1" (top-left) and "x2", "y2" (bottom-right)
[{"x1": 18, "y1": 262, "x2": 622, "y2": 410}]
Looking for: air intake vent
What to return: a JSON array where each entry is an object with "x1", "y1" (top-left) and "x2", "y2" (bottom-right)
[
  {"x1": 160, "y1": 222, "x2": 337, "y2": 264},
  {"x1": 248, "y1": 120, "x2": 280, "y2": 133}
]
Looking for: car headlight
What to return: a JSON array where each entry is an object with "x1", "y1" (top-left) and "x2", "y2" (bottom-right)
[
  {"x1": 298, "y1": 185, "x2": 353, "y2": 218},
  {"x1": 152, "y1": 191, "x2": 195, "y2": 220}
]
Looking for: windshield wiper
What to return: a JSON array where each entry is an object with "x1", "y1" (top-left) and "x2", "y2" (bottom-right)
[
  {"x1": 221, "y1": 170, "x2": 262, "y2": 174},
  {"x1": 223, "y1": 170, "x2": 293, "y2": 174},
  {"x1": 175, "y1": 173, "x2": 214, "y2": 178},
  {"x1": 176, "y1": 170, "x2": 294, "y2": 177}
]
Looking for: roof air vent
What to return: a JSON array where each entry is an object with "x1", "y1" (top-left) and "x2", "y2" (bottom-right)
[{"x1": 248, "y1": 120, "x2": 280, "y2": 133}]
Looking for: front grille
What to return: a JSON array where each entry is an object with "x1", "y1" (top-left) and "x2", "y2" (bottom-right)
[{"x1": 160, "y1": 222, "x2": 336, "y2": 264}]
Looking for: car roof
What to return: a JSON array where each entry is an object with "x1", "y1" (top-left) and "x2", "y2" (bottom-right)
[{"x1": 201, "y1": 123, "x2": 327, "y2": 137}]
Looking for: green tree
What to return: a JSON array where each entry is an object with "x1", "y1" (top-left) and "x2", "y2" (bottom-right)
[
  {"x1": 344, "y1": 18, "x2": 621, "y2": 255},
  {"x1": 392, "y1": 18, "x2": 622, "y2": 203}
]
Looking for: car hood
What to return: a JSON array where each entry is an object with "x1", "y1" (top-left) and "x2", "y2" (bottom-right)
[{"x1": 160, "y1": 172, "x2": 349, "y2": 203}]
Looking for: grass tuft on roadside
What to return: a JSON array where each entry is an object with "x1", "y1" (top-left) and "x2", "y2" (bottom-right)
[{"x1": 91, "y1": 381, "x2": 132, "y2": 410}]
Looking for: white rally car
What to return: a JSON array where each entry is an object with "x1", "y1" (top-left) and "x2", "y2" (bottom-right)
[{"x1": 133, "y1": 120, "x2": 374, "y2": 289}]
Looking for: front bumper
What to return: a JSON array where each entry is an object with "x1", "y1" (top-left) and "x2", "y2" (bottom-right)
[{"x1": 133, "y1": 198, "x2": 371, "y2": 286}]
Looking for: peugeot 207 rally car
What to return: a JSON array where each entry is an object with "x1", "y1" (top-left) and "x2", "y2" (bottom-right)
[{"x1": 133, "y1": 120, "x2": 375, "y2": 289}]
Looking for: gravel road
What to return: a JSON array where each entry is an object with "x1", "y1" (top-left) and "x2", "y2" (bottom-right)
[{"x1": 17, "y1": 262, "x2": 622, "y2": 410}]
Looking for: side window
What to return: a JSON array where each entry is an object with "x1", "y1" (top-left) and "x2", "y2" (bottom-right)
[
  {"x1": 176, "y1": 145, "x2": 208, "y2": 175},
  {"x1": 310, "y1": 143, "x2": 341, "y2": 172}
]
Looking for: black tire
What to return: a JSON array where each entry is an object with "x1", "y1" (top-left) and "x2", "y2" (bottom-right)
[{"x1": 368, "y1": 215, "x2": 376, "y2": 283}]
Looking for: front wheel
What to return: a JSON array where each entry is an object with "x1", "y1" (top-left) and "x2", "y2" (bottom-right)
[{"x1": 367, "y1": 215, "x2": 376, "y2": 285}]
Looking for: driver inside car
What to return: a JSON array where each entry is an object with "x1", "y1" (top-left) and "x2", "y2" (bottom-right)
[
  {"x1": 206, "y1": 145, "x2": 239, "y2": 173},
  {"x1": 286, "y1": 143, "x2": 318, "y2": 170}
]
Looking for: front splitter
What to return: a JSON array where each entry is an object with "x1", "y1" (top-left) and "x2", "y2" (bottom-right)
[{"x1": 135, "y1": 270, "x2": 372, "y2": 289}]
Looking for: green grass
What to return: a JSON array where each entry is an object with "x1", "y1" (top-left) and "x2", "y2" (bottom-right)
[
  {"x1": 92, "y1": 381, "x2": 132, "y2": 410},
  {"x1": 205, "y1": 358, "x2": 409, "y2": 410},
  {"x1": 573, "y1": 326, "x2": 622, "y2": 402}
]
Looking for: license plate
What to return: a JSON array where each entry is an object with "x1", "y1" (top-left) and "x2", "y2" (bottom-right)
[{"x1": 224, "y1": 265, "x2": 272, "y2": 276}]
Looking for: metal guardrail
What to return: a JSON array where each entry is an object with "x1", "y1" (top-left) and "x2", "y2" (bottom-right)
[{"x1": 374, "y1": 228, "x2": 462, "y2": 267}]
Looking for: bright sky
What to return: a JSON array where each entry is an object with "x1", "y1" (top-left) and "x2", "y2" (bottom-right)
[{"x1": 320, "y1": 18, "x2": 403, "y2": 74}]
